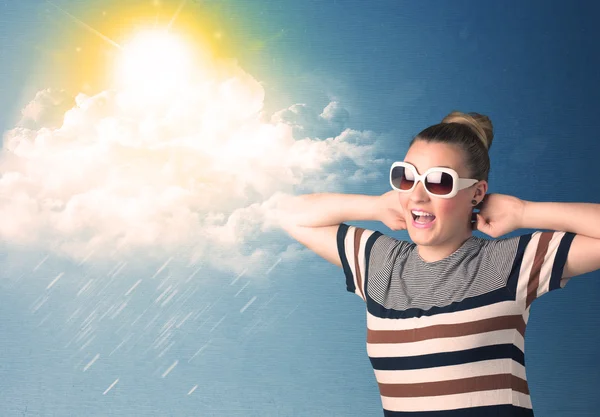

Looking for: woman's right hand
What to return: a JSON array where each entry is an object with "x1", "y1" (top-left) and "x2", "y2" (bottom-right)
[{"x1": 377, "y1": 190, "x2": 407, "y2": 231}]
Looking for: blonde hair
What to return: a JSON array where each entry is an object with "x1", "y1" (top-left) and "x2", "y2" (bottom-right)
[
  {"x1": 410, "y1": 111, "x2": 494, "y2": 182},
  {"x1": 441, "y1": 111, "x2": 493, "y2": 151}
]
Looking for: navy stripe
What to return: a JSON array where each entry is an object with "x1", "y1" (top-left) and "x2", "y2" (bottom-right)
[
  {"x1": 549, "y1": 232, "x2": 576, "y2": 290},
  {"x1": 383, "y1": 405, "x2": 534, "y2": 417},
  {"x1": 366, "y1": 284, "x2": 515, "y2": 320},
  {"x1": 369, "y1": 344, "x2": 525, "y2": 370},
  {"x1": 337, "y1": 224, "x2": 355, "y2": 293}
]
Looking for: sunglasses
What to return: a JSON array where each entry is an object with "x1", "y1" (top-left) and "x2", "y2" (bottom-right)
[{"x1": 389, "y1": 162, "x2": 479, "y2": 199}]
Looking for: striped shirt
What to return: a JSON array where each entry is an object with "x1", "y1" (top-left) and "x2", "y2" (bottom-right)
[{"x1": 337, "y1": 223, "x2": 576, "y2": 417}]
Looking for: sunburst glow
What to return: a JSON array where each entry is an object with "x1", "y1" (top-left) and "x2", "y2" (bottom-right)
[
  {"x1": 117, "y1": 30, "x2": 194, "y2": 99},
  {"x1": 1, "y1": 2, "x2": 381, "y2": 272}
]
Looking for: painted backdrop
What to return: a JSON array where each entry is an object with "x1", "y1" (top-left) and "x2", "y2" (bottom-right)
[{"x1": 0, "y1": 1, "x2": 599, "y2": 416}]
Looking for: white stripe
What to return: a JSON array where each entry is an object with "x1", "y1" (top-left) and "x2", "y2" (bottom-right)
[
  {"x1": 366, "y1": 300, "x2": 519, "y2": 331},
  {"x1": 344, "y1": 227, "x2": 358, "y2": 291},
  {"x1": 537, "y1": 232, "x2": 564, "y2": 297},
  {"x1": 374, "y1": 359, "x2": 527, "y2": 384},
  {"x1": 381, "y1": 390, "x2": 532, "y2": 412},
  {"x1": 356, "y1": 229, "x2": 375, "y2": 300},
  {"x1": 517, "y1": 232, "x2": 540, "y2": 305},
  {"x1": 367, "y1": 329, "x2": 524, "y2": 358}
]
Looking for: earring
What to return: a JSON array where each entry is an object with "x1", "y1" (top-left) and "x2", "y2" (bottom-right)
[{"x1": 471, "y1": 200, "x2": 478, "y2": 206}]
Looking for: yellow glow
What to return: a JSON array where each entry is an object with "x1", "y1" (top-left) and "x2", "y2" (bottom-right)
[{"x1": 117, "y1": 30, "x2": 193, "y2": 99}]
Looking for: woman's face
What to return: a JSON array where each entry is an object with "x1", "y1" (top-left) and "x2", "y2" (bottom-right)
[{"x1": 397, "y1": 140, "x2": 487, "y2": 248}]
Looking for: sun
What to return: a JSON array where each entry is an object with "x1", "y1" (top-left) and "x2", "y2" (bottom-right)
[{"x1": 117, "y1": 30, "x2": 194, "y2": 99}]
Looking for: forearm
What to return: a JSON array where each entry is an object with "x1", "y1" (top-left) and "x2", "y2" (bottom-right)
[
  {"x1": 276, "y1": 193, "x2": 380, "y2": 227},
  {"x1": 521, "y1": 201, "x2": 600, "y2": 238}
]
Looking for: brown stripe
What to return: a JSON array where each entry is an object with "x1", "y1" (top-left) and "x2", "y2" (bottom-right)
[
  {"x1": 368, "y1": 315, "x2": 526, "y2": 344},
  {"x1": 526, "y1": 232, "x2": 552, "y2": 308},
  {"x1": 353, "y1": 228, "x2": 365, "y2": 300},
  {"x1": 378, "y1": 374, "x2": 530, "y2": 398}
]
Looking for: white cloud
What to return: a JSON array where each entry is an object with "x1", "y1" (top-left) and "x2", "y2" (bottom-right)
[
  {"x1": 271, "y1": 101, "x2": 350, "y2": 140},
  {"x1": 18, "y1": 88, "x2": 74, "y2": 130},
  {"x1": 1, "y1": 59, "x2": 387, "y2": 276}
]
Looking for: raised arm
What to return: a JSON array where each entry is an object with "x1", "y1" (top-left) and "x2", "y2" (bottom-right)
[
  {"x1": 474, "y1": 193, "x2": 600, "y2": 279},
  {"x1": 275, "y1": 191, "x2": 406, "y2": 267},
  {"x1": 519, "y1": 200, "x2": 600, "y2": 279}
]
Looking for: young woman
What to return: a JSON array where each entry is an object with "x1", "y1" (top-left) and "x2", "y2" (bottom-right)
[{"x1": 277, "y1": 111, "x2": 600, "y2": 416}]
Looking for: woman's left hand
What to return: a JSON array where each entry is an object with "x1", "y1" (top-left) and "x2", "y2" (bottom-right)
[{"x1": 472, "y1": 193, "x2": 528, "y2": 238}]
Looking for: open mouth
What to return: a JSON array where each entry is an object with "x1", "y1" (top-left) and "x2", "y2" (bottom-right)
[{"x1": 411, "y1": 210, "x2": 436, "y2": 224}]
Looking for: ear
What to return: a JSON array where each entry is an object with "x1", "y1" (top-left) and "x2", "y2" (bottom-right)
[{"x1": 474, "y1": 180, "x2": 488, "y2": 199}]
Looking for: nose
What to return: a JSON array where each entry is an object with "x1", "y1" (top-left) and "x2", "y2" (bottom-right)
[{"x1": 409, "y1": 180, "x2": 429, "y2": 203}]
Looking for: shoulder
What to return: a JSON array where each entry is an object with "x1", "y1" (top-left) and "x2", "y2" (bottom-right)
[
  {"x1": 338, "y1": 223, "x2": 412, "y2": 250},
  {"x1": 480, "y1": 230, "x2": 572, "y2": 256},
  {"x1": 472, "y1": 231, "x2": 574, "y2": 277},
  {"x1": 337, "y1": 223, "x2": 414, "y2": 267}
]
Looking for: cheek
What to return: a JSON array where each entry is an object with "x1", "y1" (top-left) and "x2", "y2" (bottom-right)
[{"x1": 435, "y1": 199, "x2": 467, "y2": 220}]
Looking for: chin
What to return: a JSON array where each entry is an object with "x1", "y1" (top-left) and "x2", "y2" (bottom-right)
[{"x1": 407, "y1": 227, "x2": 438, "y2": 246}]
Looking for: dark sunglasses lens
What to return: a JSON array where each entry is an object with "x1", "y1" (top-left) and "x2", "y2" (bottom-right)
[
  {"x1": 425, "y1": 172, "x2": 454, "y2": 195},
  {"x1": 391, "y1": 166, "x2": 414, "y2": 190}
]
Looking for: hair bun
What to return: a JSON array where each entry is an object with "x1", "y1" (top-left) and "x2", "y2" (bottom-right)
[{"x1": 442, "y1": 111, "x2": 494, "y2": 150}]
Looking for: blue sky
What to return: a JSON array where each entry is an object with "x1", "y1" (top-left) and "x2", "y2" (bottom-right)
[{"x1": 0, "y1": 1, "x2": 599, "y2": 416}]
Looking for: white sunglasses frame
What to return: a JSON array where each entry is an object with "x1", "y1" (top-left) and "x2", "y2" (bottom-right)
[{"x1": 389, "y1": 161, "x2": 479, "y2": 199}]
